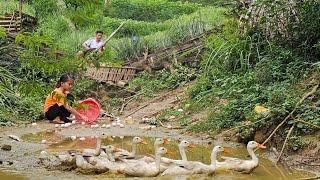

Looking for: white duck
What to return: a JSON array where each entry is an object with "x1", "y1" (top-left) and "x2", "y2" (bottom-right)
[
  {"x1": 161, "y1": 140, "x2": 195, "y2": 164},
  {"x1": 75, "y1": 135, "x2": 113, "y2": 158},
  {"x1": 57, "y1": 151, "x2": 76, "y2": 165},
  {"x1": 81, "y1": 138, "x2": 102, "y2": 157},
  {"x1": 216, "y1": 141, "x2": 266, "y2": 173},
  {"x1": 120, "y1": 147, "x2": 171, "y2": 177},
  {"x1": 88, "y1": 145, "x2": 126, "y2": 173},
  {"x1": 76, "y1": 154, "x2": 95, "y2": 170},
  {"x1": 161, "y1": 145, "x2": 226, "y2": 176},
  {"x1": 154, "y1": 138, "x2": 169, "y2": 150},
  {"x1": 120, "y1": 137, "x2": 170, "y2": 164},
  {"x1": 114, "y1": 136, "x2": 147, "y2": 159}
]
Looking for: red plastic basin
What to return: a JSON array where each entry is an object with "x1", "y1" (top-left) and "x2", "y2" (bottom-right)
[{"x1": 75, "y1": 98, "x2": 101, "y2": 124}]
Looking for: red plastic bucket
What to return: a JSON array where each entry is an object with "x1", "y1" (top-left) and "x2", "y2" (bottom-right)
[{"x1": 75, "y1": 98, "x2": 101, "y2": 124}]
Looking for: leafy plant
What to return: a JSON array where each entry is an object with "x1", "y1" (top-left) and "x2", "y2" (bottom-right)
[
  {"x1": 105, "y1": 0, "x2": 201, "y2": 22},
  {"x1": 187, "y1": 0, "x2": 320, "y2": 149}
]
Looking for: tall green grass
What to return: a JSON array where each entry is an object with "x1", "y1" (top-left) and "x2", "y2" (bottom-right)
[
  {"x1": 105, "y1": 0, "x2": 201, "y2": 22},
  {"x1": 168, "y1": 0, "x2": 235, "y2": 6},
  {"x1": 111, "y1": 7, "x2": 227, "y2": 60},
  {"x1": 101, "y1": 17, "x2": 170, "y2": 37},
  {"x1": 0, "y1": 0, "x2": 35, "y2": 15}
]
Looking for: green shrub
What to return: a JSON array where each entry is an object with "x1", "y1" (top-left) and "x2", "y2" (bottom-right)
[
  {"x1": 105, "y1": 0, "x2": 201, "y2": 22},
  {"x1": 36, "y1": 14, "x2": 70, "y2": 38},
  {"x1": 32, "y1": 0, "x2": 59, "y2": 18},
  {"x1": 64, "y1": 0, "x2": 103, "y2": 10},
  {"x1": 0, "y1": 0, "x2": 35, "y2": 15},
  {"x1": 102, "y1": 17, "x2": 170, "y2": 37},
  {"x1": 188, "y1": 0, "x2": 320, "y2": 140},
  {"x1": 129, "y1": 69, "x2": 190, "y2": 97},
  {"x1": 67, "y1": 8, "x2": 103, "y2": 28},
  {"x1": 111, "y1": 7, "x2": 227, "y2": 60},
  {"x1": 168, "y1": 0, "x2": 234, "y2": 6},
  {"x1": 0, "y1": 27, "x2": 6, "y2": 38}
]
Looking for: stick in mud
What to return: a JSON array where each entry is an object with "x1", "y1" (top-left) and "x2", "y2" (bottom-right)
[
  {"x1": 272, "y1": 147, "x2": 292, "y2": 174},
  {"x1": 276, "y1": 125, "x2": 295, "y2": 164}
]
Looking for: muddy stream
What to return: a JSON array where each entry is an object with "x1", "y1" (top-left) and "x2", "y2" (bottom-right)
[{"x1": 1, "y1": 125, "x2": 316, "y2": 180}]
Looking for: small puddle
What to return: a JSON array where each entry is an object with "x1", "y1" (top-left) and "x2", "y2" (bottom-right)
[
  {"x1": 48, "y1": 136, "x2": 100, "y2": 152},
  {"x1": 0, "y1": 170, "x2": 25, "y2": 180},
  {"x1": 42, "y1": 135, "x2": 315, "y2": 179},
  {"x1": 21, "y1": 130, "x2": 64, "y2": 144}
]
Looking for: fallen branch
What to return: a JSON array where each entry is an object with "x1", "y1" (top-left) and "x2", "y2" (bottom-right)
[
  {"x1": 295, "y1": 118, "x2": 320, "y2": 129},
  {"x1": 261, "y1": 83, "x2": 319, "y2": 146},
  {"x1": 276, "y1": 125, "x2": 295, "y2": 164},
  {"x1": 271, "y1": 147, "x2": 292, "y2": 174},
  {"x1": 126, "y1": 103, "x2": 149, "y2": 117},
  {"x1": 119, "y1": 98, "x2": 133, "y2": 114},
  {"x1": 118, "y1": 88, "x2": 137, "y2": 95},
  {"x1": 158, "y1": 119, "x2": 165, "y2": 127},
  {"x1": 100, "y1": 112, "x2": 116, "y2": 119},
  {"x1": 119, "y1": 93, "x2": 142, "y2": 114}
]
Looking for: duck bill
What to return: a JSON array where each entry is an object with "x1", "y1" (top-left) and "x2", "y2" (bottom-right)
[
  {"x1": 257, "y1": 144, "x2": 266, "y2": 149},
  {"x1": 107, "y1": 136, "x2": 114, "y2": 142},
  {"x1": 140, "y1": 139, "x2": 148, "y2": 145},
  {"x1": 188, "y1": 144, "x2": 196, "y2": 148},
  {"x1": 163, "y1": 138, "x2": 169, "y2": 145},
  {"x1": 223, "y1": 147, "x2": 231, "y2": 155},
  {"x1": 166, "y1": 150, "x2": 174, "y2": 155}
]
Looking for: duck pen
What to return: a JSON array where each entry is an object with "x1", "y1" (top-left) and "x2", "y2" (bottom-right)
[
  {"x1": 84, "y1": 66, "x2": 137, "y2": 85},
  {"x1": 0, "y1": 11, "x2": 21, "y2": 33}
]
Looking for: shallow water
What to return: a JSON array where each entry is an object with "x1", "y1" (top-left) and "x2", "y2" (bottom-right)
[
  {"x1": 0, "y1": 170, "x2": 25, "y2": 180},
  {"x1": 42, "y1": 135, "x2": 315, "y2": 179},
  {"x1": 21, "y1": 130, "x2": 64, "y2": 144}
]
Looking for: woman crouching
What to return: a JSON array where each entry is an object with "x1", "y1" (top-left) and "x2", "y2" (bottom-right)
[{"x1": 44, "y1": 74, "x2": 88, "y2": 124}]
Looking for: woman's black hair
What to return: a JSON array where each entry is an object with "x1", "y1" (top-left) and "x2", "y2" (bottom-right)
[{"x1": 56, "y1": 74, "x2": 73, "y2": 88}]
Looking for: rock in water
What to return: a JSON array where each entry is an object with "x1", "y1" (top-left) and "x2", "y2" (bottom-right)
[
  {"x1": 70, "y1": 136, "x2": 77, "y2": 141},
  {"x1": 1, "y1": 145, "x2": 12, "y2": 151}
]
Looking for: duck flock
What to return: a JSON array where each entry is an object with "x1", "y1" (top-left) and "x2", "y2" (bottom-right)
[{"x1": 39, "y1": 137, "x2": 266, "y2": 177}]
